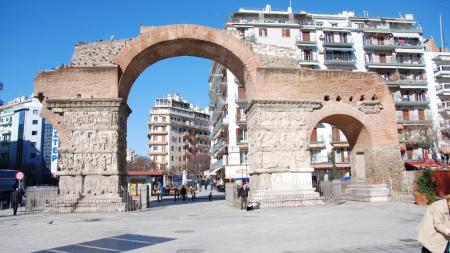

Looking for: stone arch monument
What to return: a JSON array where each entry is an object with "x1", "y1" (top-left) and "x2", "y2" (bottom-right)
[{"x1": 34, "y1": 25, "x2": 402, "y2": 212}]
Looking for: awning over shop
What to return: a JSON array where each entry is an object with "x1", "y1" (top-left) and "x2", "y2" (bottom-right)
[
  {"x1": 405, "y1": 161, "x2": 440, "y2": 168},
  {"x1": 324, "y1": 47, "x2": 355, "y2": 51},
  {"x1": 392, "y1": 32, "x2": 421, "y2": 38},
  {"x1": 127, "y1": 170, "x2": 163, "y2": 176}
]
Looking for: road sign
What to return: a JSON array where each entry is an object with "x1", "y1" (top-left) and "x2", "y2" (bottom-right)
[{"x1": 16, "y1": 171, "x2": 24, "y2": 180}]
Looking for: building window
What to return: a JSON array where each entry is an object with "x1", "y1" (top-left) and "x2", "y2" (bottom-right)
[
  {"x1": 171, "y1": 146, "x2": 174, "y2": 151},
  {"x1": 258, "y1": 28, "x2": 267, "y2": 37},
  {"x1": 31, "y1": 131, "x2": 38, "y2": 136},
  {"x1": 240, "y1": 150, "x2": 248, "y2": 165},
  {"x1": 282, "y1": 28, "x2": 290, "y2": 37},
  {"x1": 178, "y1": 147, "x2": 181, "y2": 152},
  {"x1": 153, "y1": 146, "x2": 158, "y2": 151},
  {"x1": 325, "y1": 32, "x2": 334, "y2": 43},
  {"x1": 32, "y1": 119, "x2": 38, "y2": 125},
  {"x1": 32, "y1": 110, "x2": 39, "y2": 115},
  {"x1": 171, "y1": 156, "x2": 174, "y2": 161}
]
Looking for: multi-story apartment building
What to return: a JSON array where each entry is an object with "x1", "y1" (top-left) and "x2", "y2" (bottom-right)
[
  {"x1": 148, "y1": 94, "x2": 210, "y2": 179},
  {"x1": 209, "y1": 63, "x2": 248, "y2": 182},
  {"x1": 0, "y1": 96, "x2": 55, "y2": 185},
  {"x1": 424, "y1": 38, "x2": 450, "y2": 156},
  {"x1": 211, "y1": 5, "x2": 432, "y2": 176}
]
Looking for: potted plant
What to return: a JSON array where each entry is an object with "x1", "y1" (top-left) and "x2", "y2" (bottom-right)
[{"x1": 414, "y1": 169, "x2": 437, "y2": 205}]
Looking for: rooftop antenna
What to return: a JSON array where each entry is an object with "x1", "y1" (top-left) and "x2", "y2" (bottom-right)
[{"x1": 440, "y1": 14, "x2": 446, "y2": 51}]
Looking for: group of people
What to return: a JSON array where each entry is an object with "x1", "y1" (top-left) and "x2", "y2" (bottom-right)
[{"x1": 153, "y1": 183, "x2": 198, "y2": 202}]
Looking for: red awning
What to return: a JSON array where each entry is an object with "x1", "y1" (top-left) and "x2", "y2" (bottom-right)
[
  {"x1": 405, "y1": 161, "x2": 440, "y2": 167},
  {"x1": 127, "y1": 170, "x2": 163, "y2": 176}
]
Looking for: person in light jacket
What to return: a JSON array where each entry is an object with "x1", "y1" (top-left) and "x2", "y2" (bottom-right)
[{"x1": 417, "y1": 195, "x2": 450, "y2": 253}]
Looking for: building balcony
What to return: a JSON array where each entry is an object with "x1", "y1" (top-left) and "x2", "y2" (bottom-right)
[
  {"x1": 366, "y1": 59, "x2": 425, "y2": 69},
  {"x1": 211, "y1": 116, "x2": 229, "y2": 139},
  {"x1": 309, "y1": 141, "x2": 325, "y2": 149},
  {"x1": 297, "y1": 55, "x2": 320, "y2": 65},
  {"x1": 210, "y1": 159, "x2": 227, "y2": 171},
  {"x1": 195, "y1": 133, "x2": 209, "y2": 140},
  {"x1": 148, "y1": 150, "x2": 168, "y2": 156},
  {"x1": 394, "y1": 42, "x2": 423, "y2": 49},
  {"x1": 394, "y1": 99, "x2": 429, "y2": 107},
  {"x1": 323, "y1": 38, "x2": 354, "y2": 47},
  {"x1": 324, "y1": 57, "x2": 356, "y2": 65},
  {"x1": 148, "y1": 120, "x2": 170, "y2": 126},
  {"x1": 331, "y1": 140, "x2": 349, "y2": 147},
  {"x1": 435, "y1": 83, "x2": 450, "y2": 97},
  {"x1": 363, "y1": 41, "x2": 396, "y2": 50},
  {"x1": 295, "y1": 37, "x2": 317, "y2": 47},
  {"x1": 396, "y1": 58, "x2": 425, "y2": 68},
  {"x1": 210, "y1": 140, "x2": 227, "y2": 156},
  {"x1": 147, "y1": 130, "x2": 168, "y2": 136},
  {"x1": 386, "y1": 79, "x2": 427, "y2": 88},
  {"x1": 362, "y1": 25, "x2": 422, "y2": 33},
  {"x1": 310, "y1": 155, "x2": 350, "y2": 164},
  {"x1": 148, "y1": 141, "x2": 168, "y2": 146},
  {"x1": 434, "y1": 66, "x2": 450, "y2": 78},
  {"x1": 438, "y1": 102, "x2": 450, "y2": 117},
  {"x1": 236, "y1": 115, "x2": 247, "y2": 126},
  {"x1": 397, "y1": 119, "x2": 432, "y2": 126}
]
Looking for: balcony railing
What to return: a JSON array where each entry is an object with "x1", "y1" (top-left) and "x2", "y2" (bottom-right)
[
  {"x1": 434, "y1": 65, "x2": 450, "y2": 77},
  {"x1": 363, "y1": 41, "x2": 396, "y2": 50},
  {"x1": 387, "y1": 79, "x2": 427, "y2": 85},
  {"x1": 361, "y1": 25, "x2": 422, "y2": 33},
  {"x1": 298, "y1": 54, "x2": 319, "y2": 64},
  {"x1": 323, "y1": 37, "x2": 354, "y2": 47},
  {"x1": 310, "y1": 155, "x2": 350, "y2": 164},
  {"x1": 210, "y1": 139, "x2": 226, "y2": 155},
  {"x1": 210, "y1": 159, "x2": 227, "y2": 170},
  {"x1": 324, "y1": 55, "x2": 355, "y2": 65},
  {"x1": 295, "y1": 36, "x2": 316, "y2": 46},
  {"x1": 366, "y1": 58, "x2": 425, "y2": 67}
]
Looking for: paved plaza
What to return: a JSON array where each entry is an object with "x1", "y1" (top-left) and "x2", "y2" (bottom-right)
[{"x1": 0, "y1": 190, "x2": 426, "y2": 253}]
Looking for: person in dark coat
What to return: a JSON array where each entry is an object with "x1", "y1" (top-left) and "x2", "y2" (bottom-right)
[
  {"x1": 10, "y1": 188, "x2": 20, "y2": 216},
  {"x1": 238, "y1": 182, "x2": 250, "y2": 211},
  {"x1": 180, "y1": 185, "x2": 187, "y2": 201}
]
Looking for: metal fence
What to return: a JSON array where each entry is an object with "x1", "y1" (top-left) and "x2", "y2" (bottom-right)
[{"x1": 318, "y1": 180, "x2": 352, "y2": 202}]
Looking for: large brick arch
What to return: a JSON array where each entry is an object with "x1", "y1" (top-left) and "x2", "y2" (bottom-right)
[
  {"x1": 33, "y1": 25, "x2": 404, "y2": 212},
  {"x1": 307, "y1": 103, "x2": 374, "y2": 150},
  {"x1": 113, "y1": 24, "x2": 261, "y2": 100}
]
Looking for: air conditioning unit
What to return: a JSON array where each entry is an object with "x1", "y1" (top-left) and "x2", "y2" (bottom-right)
[{"x1": 319, "y1": 34, "x2": 324, "y2": 40}]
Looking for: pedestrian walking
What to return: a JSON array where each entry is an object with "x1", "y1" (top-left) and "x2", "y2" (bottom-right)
[
  {"x1": 10, "y1": 188, "x2": 20, "y2": 216},
  {"x1": 417, "y1": 194, "x2": 450, "y2": 253},
  {"x1": 180, "y1": 185, "x2": 187, "y2": 201},
  {"x1": 238, "y1": 181, "x2": 250, "y2": 211}
]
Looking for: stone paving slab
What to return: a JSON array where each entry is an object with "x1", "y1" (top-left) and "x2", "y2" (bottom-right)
[{"x1": 0, "y1": 190, "x2": 426, "y2": 253}]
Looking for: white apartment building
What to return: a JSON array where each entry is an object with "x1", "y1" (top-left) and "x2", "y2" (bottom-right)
[
  {"x1": 424, "y1": 39, "x2": 450, "y2": 156},
  {"x1": 148, "y1": 94, "x2": 210, "y2": 178},
  {"x1": 210, "y1": 5, "x2": 432, "y2": 176},
  {"x1": 0, "y1": 96, "x2": 55, "y2": 185}
]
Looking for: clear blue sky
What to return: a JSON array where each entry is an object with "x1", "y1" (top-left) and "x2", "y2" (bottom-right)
[{"x1": 1, "y1": 0, "x2": 449, "y2": 156}]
